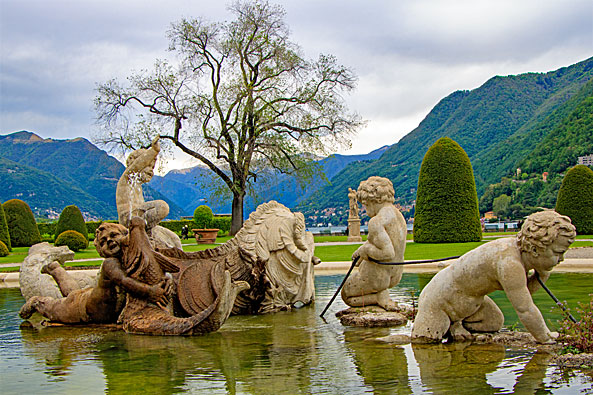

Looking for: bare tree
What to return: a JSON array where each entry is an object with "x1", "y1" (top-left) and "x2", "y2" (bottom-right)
[{"x1": 95, "y1": 0, "x2": 362, "y2": 235}]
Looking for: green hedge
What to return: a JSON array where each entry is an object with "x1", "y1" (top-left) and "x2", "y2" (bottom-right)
[
  {"x1": 556, "y1": 165, "x2": 593, "y2": 234},
  {"x1": 413, "y1": 137, "x2": 482, "y2": 243},
  {"x1": 0, "y1": 204, "x2": 11, "y2": 251},
  {"x1": 54, "y1": 205, "x2": 88, "y2": 248},
  {"x1": 3, "y1": 199, "x2": 41, "y2": 247},
  {"x1": 0, "y1": 240, "x2": 8, "y2": 257},
  {"x1": 55, "y1": 230, "x2": 88, "y2": 252}
]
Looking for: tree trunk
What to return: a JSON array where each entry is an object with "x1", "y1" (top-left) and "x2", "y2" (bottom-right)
[{"x1": 230, "y1": 193, "x2": 244, "y2": 236}]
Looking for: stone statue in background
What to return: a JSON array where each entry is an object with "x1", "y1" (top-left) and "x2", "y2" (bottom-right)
[
  {"x1": 116, "y1": 136, "x2": 182, "y2": 249},
  {"x1": 347, "y1": 187, "x2": 363, "y2": 242},
  {"x1": 411, "y1": 210, "x2": 576, "y2": 344},
  {"x1": 341, "y1": 176, "x2": 407, "y2": 310},
  {"x1": 348, "y1": 187, "x2": 359, "y2": 219}
]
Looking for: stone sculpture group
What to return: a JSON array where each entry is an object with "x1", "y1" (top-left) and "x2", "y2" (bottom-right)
[{"x1": 18, "y1": 137, "x2": 577, "y2": 344}]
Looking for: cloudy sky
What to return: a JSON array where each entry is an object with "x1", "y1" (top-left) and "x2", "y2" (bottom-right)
[{"x1": 1, "y1": 0, "x2": 591, "y2": 172}]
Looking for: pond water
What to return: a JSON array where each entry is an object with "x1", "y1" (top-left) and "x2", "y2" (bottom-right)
[{"x1": 1, "y1": 273, "x2": 592, "y2": 394}]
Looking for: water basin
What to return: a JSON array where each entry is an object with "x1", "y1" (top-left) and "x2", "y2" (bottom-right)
[{"x1": 1, "y1": 273, "x2": 592, "y2": 394}]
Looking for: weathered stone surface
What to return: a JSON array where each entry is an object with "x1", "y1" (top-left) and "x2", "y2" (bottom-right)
[
  {"x1": 19, "y1": 242, "x2": 96, "y2": 301},
  {"x1": 338, "y1": 310, "x2": 408, "y2": 327},
  {"x1": 412, "y1": 210, "x2": 577, "y2": 344},
  {"x1": 159, "y1": 201, "x2": 320, "y2": 314},
  {"x1": 115, "y1": 137, "x2": 182, "y2": 250},
  {"x1": 341, "y1": 177, "x2": 407, "y2": 311}
]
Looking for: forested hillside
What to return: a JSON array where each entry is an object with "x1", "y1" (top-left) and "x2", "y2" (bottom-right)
[
  {"x1": 0, "y1": 131, "x2": 184, "y2": 220},
  {"x1": 299, "y1": 57, "x2": 593, "y2": 223}
]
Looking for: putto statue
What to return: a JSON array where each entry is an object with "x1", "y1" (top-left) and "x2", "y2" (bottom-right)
[
  {"x1": 412, "y1": 210, "x2": 576, "y2": 344},
  {"x1": 20, "y1": 220, "x2": 249, "y2": 335},
  {"x1": 116, "y1": 137, "x2": 182, "y2": 249},
  {"x1": 341, "y1": 176, "x2": 407, "y2": 310},
  {"x1": 19, "y1": 201, "x2": 318, "y2": 335}
]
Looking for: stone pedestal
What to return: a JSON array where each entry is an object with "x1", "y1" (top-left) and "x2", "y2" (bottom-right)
[{"x1": 347, "y1": 218, "x2": 362, "y2": 242}]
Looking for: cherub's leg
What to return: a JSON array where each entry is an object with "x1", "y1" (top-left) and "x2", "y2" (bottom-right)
[
  {"x1": 462, "y1": 296, "x2": 504, "y2": 333},
  {"x1": 42, "y1": 261, "x2": 80, "y2": 297},
  {"x1": 141, "y1": 200, "x2": 169, "y2": 230},
  {"x1": 411, "y1": 307, "x2": 450, "y2": 342},
  {"x1": 20, "y1": 290, "x2": 89, "y2": 324}
]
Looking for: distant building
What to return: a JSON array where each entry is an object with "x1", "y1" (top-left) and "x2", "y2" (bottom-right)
[
  {"x1": 484, "y1": 211, "x2": 496, "y2": 220},
  {"x1": 542, "y1": 172, "x2": 548, "y2": 182},
  {"x1": 578, "y1": 154, "x2": 593, "y2": 166}
]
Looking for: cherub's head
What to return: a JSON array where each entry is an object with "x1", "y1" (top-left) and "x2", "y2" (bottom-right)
[
  {"x1": 357, "y1": 176, "x2": 395, "y2": 216},
  {"x1": 517, "y1": 211, "x2": 576, "y2": 259},
  {"x1": 94, "y1": 223, "x2": 129, "y2": 258}
]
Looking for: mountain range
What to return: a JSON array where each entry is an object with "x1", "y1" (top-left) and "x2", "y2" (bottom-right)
[
  {"x1": 300, "y1": 57, "x2": 593, "y2": 215},
  {"x1": 0, "y1": 131, "x2": 184, "y2": 220},
  {"x1": 1, "y1": 57, "x2": 591, "y2": 222}
]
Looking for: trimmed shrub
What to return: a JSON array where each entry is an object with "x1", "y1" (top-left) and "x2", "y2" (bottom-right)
[
  {"x1": 3, "y1": 199, "x2": 41, "y2": 247},
  {"x1": 413, "y1": 137, "x2": 482, "y2": 243},
  {"x1": 193, "y1": 205, "x2": 214, "y2": 229},
  {"x1": 211, "y1": 216, "x2": 232, "y2": 234},
  {"x1": 54, "y1": 205, "x2": 89, "y2": 248},
  {"x1": 0, "y1": 204, "x2": 11, "y2": 251},
  {"x1": 159, "y1": 219, "x2": 194, "y2": 235},
  {"x1": 0, "y1": 240, "x2": 9, "y2": 257},
  {"x1": 556, "y1": 165, "x2": 593, "y2": 235},
  {"x1": 55, "y1": 230, "x2": 88, "y2": 252}
]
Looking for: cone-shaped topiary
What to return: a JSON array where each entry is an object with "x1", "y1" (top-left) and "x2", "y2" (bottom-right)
[
  {"x1": 193, "y1": 205, "x2": 214, "y2": 229},
  {"x1": 0, "y1": 203, "x2": 11, "y2": 251},
  {"x1": 3, "y1": 199, "x2": 41, "y2": 247},
  {"x1": 556, "y1": 165, "x2": 593, "y2": 235},
  {"x1": 54, "y1": 205, "x2": 89, "y2": 248},
  {"x1": 55, "y1": 230, "x2": 88, "y2": 252},
  {"x1": 0, "y1": 240, "x2": 8, "y2": 257},
  {"x1": 413, "y1": 137, "x2": 482, "y2": 243}
]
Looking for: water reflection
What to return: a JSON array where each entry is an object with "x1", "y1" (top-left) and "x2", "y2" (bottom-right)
[{"x1": 1, "y1": 274, "x2": 592, "y2": 394}]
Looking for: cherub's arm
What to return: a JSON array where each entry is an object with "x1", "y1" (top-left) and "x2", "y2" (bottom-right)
[
  {"x1": 124, "y1": 137, "x2": 160, "y2": 174},
  {"x1": 102, "y1": 257, "x2": 170, "y2": 307},
  {"x1": 352, "y1": 217, "x2": 394, "y2": 262},
  {"x1": 526, "y1": 269, "x2": 550, "y2": 294},
  {"x1": 499, "y1": 260, "x2": 554, "y2": 343}
]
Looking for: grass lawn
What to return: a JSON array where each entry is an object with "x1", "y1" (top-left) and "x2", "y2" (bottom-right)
[
  {"x1": 1, "y1": 233, "x2": 591, "y2": 271},
  {"x1": 313, "y1": 241, "x2": 488, "y2": 262}
]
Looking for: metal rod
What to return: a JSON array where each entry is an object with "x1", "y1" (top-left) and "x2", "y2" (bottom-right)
[
  {"x1": 320, "y1": 256, "x2": 359, "y2": 318},
  {"x1": 535, "y1": 271, "x2": 577, "y2": 323},
  {"x1": 368, "y1": 256, "x2": 460, "y2": 266}
]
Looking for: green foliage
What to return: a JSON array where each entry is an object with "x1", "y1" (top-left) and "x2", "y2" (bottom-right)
[
  {"x1": 0, "y1": 204, "x2": 11, "y2": 251},
  {"x1": 55, "y1": 230, "x2": 88, "y2": 252},
  {"x1": 211, "y1": 216, "x2": 232, "y2": 234},
  {"x1": 301, "y1": 58, "x2": 593, "y2": 214},
  {"x1": 0, "y1": 240, "x2": 9, "y2": 257},
  {"x1": 413, "y1": 137, "x2": 482, "y2": 243},
  {"x1": 3, "y1": 199, "x2": 41, "y2": 247},
  {"x1": 37, "y1": 222, "x2": 56, "y2": 237},
  {"x1": 558, "y1": 296, "x2": 593, "y2": 353},
  {"x1": 54, "y1": 205, "x2": 89, "y2": 248},
  {"x1": 193, "y1": 205, "x2": 214, "y2": 229},
  {"x1": 556, "y1": 165, "x2": 593, "y2": 234},
  {"x1": 492, "y1": 194, "x2": 511, "y2": 218}
]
